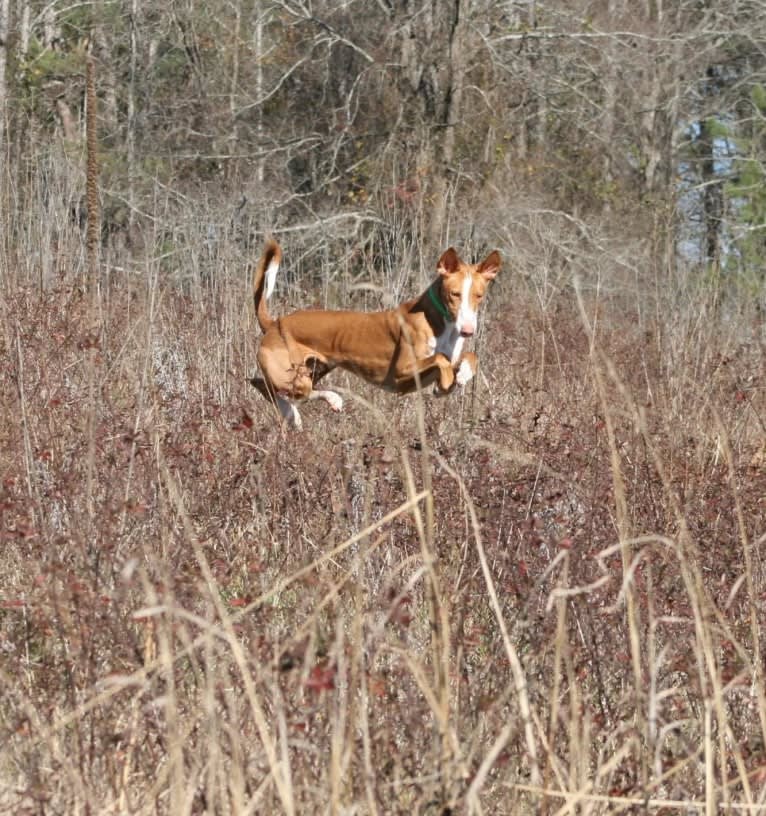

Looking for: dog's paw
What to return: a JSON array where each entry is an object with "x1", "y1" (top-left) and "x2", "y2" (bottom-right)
[
  {"x1": 456, "y1": 359, "x2": 474, "y2": 387},
  {"x1": 324, "y1": 392, "x2": 344, "y2": 412}
]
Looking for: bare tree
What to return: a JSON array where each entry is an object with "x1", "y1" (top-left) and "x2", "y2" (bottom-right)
[{"x1": 0, "y1": 0, "x2": 9, "y2": 183}]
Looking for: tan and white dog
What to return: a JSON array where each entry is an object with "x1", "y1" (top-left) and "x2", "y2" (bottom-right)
[{"x1": 250, "y1": 239, "x2": 500, "y2": 429}]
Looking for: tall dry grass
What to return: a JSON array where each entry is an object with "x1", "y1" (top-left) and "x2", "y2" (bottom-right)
[{"x1": 0, "y1": 150, "x2": 765, "y2": 814}]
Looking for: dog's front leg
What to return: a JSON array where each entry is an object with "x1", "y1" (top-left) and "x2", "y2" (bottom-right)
[
  {"x1": 391, "y1": 352, "x2": 456, "y2": 394},
  {"x1": 416, "y1": 354, "x2": 457, "y2": 393},
  {"x1": 428, "y1": 353, "x2": 457, "y2": 393}
]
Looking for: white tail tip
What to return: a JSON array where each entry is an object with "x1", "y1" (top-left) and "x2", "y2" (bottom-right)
[{"x1": 265, "y1": 258, "x2": 279, "y2": 299}]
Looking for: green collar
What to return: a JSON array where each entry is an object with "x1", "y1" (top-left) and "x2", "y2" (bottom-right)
[{"x1": 428, "y1": 285, "x2": 451, "y2": 321}]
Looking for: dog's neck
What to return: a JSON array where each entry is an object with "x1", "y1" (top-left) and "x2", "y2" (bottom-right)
[
  {"x1": 419, "y1": 281, "x2": 464, "y2": 365},
  {"x1": 427, "y1": 283, "x2": 452, "y2": 323}
]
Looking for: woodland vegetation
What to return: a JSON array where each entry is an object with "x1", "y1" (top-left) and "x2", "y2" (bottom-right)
[
  {"x1": 1, "y1": 1, "x2": 765, "y2": 814},
  {"x1": 2, "y1": 0, "x2": 766, "y2": 278}
]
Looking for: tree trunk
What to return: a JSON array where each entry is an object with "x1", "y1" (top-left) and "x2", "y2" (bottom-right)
[
  {"x1": 17, "y1": 0, "x2": 29, "y2": 55},
  {"x1": 254, "y1": 3, "x2": 265, "y2": 189},
  {"x1": 428, "y1": 0, "x2": 462, "y2": 248},
  {"x1": 601, "y1": 0, "x2": 619, "y2": 211},
  {"x1": 86, "y1": 54, "x2": 100, "y2": 286},
  {"x1": 522, "y1": 0, "x2": 546, "y2": 159},
  {"x1": 698, "y1": 116, "x2": 723, "y2": 268},
  {"x1": 94, "y1": 26, "x2": 118, "y2": 133},
  {"x1": 397, "y1": 0, "x2": 464, "y2": 249},
  {"x1": 0, "y1": 0, "x2": 9, "y2": 180},
  {"x1": 127, "y1": 0, "x2": 138, "y2": 236},
  {"x1": 226, "y1": 0, "x2": 241, "y2": 185}
]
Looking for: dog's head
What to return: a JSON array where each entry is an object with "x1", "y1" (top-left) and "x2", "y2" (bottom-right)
[{"x1": 437, "y1": 248, "x2": 501, "y2": 337}]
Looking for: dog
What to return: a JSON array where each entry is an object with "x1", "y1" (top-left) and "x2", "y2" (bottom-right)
[{"x1": 250, "y1": 239, "x2": 501, "y2": 430}]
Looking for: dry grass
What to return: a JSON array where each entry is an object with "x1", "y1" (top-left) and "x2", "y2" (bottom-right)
[{"x1": 1, "y1": 171, "x2": 765, "y2": 814}]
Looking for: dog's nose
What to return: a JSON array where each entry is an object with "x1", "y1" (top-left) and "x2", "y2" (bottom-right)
[{"x1": 460, "y1": 326, "x2": 475, "y2": 338}]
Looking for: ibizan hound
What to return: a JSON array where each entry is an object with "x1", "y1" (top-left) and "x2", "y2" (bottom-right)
[{"x1": 250, "y1": 239, "x2": 501, "y2": 430}]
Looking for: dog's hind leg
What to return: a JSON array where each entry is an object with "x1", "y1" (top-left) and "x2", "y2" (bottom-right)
[
  {"x1": 250, "y1": 374, "x2": 304, "y2": 430},
  {"x1": 249, "y1": 376, "x2": 271, "y2": 400},
  {"x1": 276, "y1": 396, "x2": 303, "y2": 430},
  {"x1": 255, "y1": 338, "x2": 315, "y2": 430}
]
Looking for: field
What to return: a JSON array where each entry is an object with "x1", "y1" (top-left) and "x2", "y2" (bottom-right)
[{"x1": 1, "y1": 172, "x2": 765, "y2": 814}]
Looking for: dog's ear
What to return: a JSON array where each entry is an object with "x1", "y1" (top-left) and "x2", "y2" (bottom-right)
[
  {"x1": 478, "y1": 250, "x2": 501, "y2": 280},
  {"x1": 437, "y1": 248, "x2": 461, "y2": 276}
]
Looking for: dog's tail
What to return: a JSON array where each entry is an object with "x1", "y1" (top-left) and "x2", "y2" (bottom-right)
[{"x1": 253, "y1": 238, "x2": 281, "y2": 333}]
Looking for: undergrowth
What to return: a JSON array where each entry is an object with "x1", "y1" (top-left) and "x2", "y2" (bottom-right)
[{"x1": 0, "y1": 221, "x2": 765, "y2": 814}]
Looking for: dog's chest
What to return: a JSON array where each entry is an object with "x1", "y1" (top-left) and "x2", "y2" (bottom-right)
[{"x1": 430, "y1": 326, "x2": 464, "y2": 365}]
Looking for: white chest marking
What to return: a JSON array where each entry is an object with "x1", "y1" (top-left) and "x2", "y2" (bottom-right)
[
  {"x1": 430, "y1": 273, "x2": 474, "y2": 365},
  {"x1": 434, "y1": 325, "x2": 464, "y2": 365}
]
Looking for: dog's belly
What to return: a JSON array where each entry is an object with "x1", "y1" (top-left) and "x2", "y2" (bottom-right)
[{"x1": 338, "y1": 358, "x2": 389, "y2": 386}]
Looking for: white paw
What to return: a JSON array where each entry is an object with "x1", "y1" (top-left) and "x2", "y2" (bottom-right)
[
  {"x1": 456, "y1": 359, "x2": 474, "y2": 387},
  {"x1": 323, "y1": 391, "x2": 344, "y2": 412},
  {"x1": 427, "y1": 336, "x2": 437, "y2": 354}
]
